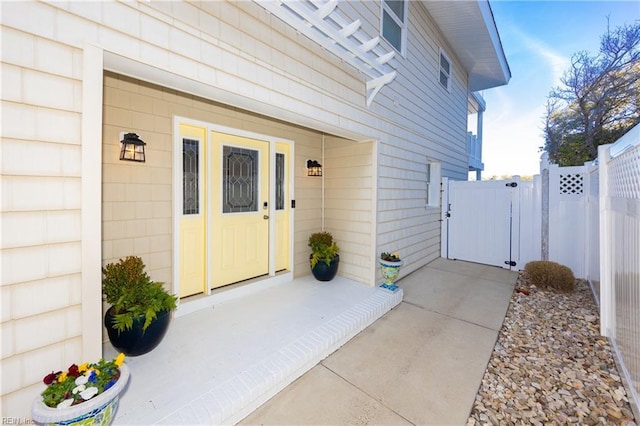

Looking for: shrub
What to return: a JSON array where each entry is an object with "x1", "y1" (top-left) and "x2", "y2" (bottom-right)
[
  {"x1": 308, "y1": 231, "x2": 339, "y2": 268},
  {"x1": 102, "y1": 256, "x2": 177, "y2": 331},
  {"x1": 524, "y1": 260, "x2": 575, "y2": 292}
]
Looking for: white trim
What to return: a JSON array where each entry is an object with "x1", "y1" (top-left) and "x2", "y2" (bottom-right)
[
  {"x1": 381, "y1": 0, "x2": 408, "y2": 56},
  {"x1": 426, "y1": 160, "x2": 442, "y2": 208},
  {"x1": 440, "y1": 177, "x2": 450, "y2": 259},
  {"x1": 370, "y1": 139, "x2": 379, "y2": 286},
  {"x1": 81, "y1": 43, "x2": 103, "y2": 361}
]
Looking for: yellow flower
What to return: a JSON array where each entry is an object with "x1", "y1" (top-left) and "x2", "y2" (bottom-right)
[
  {"x1": 57, "y1": 372, "x2": 68, "y2": 383},
  {"x1": 115, "y1": 353, "x2": 125, "y2": 367},
  {"x1": 78, "y1": 362, "x2": 89, "y2": 373}
]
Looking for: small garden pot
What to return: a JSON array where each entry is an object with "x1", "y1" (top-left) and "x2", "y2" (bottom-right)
[
  {"x1": 105, "y1": 307, "x2": 171, "y2": 356},
  {"x1": 32, "y1": 363, "x2": 130, "y2": 426},
  {"x1": 311, "y1": 254, "x2": 340, "y2": 281},
  {"x1": 379, "y1": 259, "x2": 403, "y2": 284}
]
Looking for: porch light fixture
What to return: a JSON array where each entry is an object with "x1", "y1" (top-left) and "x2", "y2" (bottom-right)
[
  {"x1": 119, "y1": 133, "x2": 146, "y2": 162},
  {"x1": 307, "y1": 159, "x2": 322, "y2": 177}
]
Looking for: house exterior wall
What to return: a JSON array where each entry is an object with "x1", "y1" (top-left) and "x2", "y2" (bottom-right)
[
  {"x1": 103, "y1": 71, "x2": 330, "y2": 284},
  {"x1": 2, "y1": 0, "x2": 472, "y2": 417},
  {"x1": 324, "y1": 136, "x2": 377, "y2": 284},
  {"x1": 1, "y1": 24, "x2": 85, "y2": 416}
]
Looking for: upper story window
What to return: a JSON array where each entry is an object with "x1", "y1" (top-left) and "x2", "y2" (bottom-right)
[
  {"x1": 439, "y1": 50, "x2": 451, "y2": 91},
  {"x1": 382, "y1": 0, "x2": 407, "y2": 55}
]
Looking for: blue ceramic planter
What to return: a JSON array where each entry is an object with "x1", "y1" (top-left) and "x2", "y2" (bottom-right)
[
  {"x1": 311, "y1": 254, "x2": 340, "y2": 281},
  {"x1": 105, "y1": 308, "x2": 171, "y2": 356}
]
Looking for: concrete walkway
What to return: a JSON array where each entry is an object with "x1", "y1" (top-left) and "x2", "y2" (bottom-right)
[{"x1": 241, "y1": 258, "x2": 517, "y2": 425}]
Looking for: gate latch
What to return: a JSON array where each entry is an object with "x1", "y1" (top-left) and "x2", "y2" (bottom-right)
[
  {"x1": 505, "y1": 182, "x2": 518, "y2": 188},
  {"x1": 504, "y1": 260, "x2": 516, "y2": 266}
]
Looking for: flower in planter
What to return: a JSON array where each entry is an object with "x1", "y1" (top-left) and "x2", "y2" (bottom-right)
[
  {"x1": 40, "y1": 353, "x2": 125, "y2": 409},
  {"x1": 380, "y1": 252, "x2": 401, "y2": 262}
]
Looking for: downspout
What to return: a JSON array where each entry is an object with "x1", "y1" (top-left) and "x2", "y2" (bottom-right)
[{"x1": 322, "y1": 133, "x2": 325, "y2": 230}]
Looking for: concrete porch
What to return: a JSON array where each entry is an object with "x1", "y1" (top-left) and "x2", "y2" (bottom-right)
[
  {"x1": 104, "y1": 273, "x2": 403, "y2": 424},
  {"x1": 105, "y1": 258, "x2": 517, "y2": 425}
]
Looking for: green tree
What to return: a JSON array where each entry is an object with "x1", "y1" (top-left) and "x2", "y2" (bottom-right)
[{"x1": 543, "y1": 21, "x2": 640, "y2": 166}]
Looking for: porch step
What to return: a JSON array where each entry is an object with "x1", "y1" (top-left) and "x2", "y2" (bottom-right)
[{"x1": 109, "y1": 279, "x2": 402, "y2": 425}]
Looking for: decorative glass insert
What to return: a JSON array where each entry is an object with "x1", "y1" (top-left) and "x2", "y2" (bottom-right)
[
  {"x1": 223, "y1": 146, "x2": 258, "y2": 213},
  {"x1": 183, "y1": 138, "x2": 199, "y2": 215},
  {"x1": 276, "y1": 153, "x2": 285, "y2": 210},
  {"x1": 439, "y1": 51, "x2": 451, "y2": 90}
]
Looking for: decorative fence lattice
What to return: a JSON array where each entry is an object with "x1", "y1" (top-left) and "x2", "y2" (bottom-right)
[
  {"x1": 599, "y1": 126, "x2": 640, "y2": 416},
  {"x1": 559, "y1": 173, "x2": 584, "y2": 195}
]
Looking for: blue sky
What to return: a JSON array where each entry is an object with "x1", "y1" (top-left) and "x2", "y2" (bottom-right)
[{"x1": 478, "y1": 0, "x2": 640, "y2": 178}]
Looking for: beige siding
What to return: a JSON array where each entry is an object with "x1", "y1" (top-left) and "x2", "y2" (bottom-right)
[
  {"x1": 2, "y1": 0, "x2": 477, "y2": 417},
  {"x1": 332, "y1": 1, "x2": 469, "y2": 270},
  {"x1": 324, "y1": 136, "x2": 376, "y2": 284},
  {"x1": 1, "y1": 22, "x2": 84, "y2": 417},
  {"x1": 103, "y1": 72, "x2": 332, "y2": 283}
]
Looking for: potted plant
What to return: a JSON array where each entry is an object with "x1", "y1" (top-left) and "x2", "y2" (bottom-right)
[
  {"x1": 102, "y1": 256, "x2": 177, "y2": 356},
  {"x1": 308, "y1": 231, "x2": 340, "y2": 281},
  {"x1": 379, "y1": 252, "x2": 403, "y2": 285},
  {"x1": 31, "y1": 353, "x2": 129, "y2": 425}
]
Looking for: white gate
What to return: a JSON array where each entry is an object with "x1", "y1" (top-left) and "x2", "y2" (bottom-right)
[{"x1": 441, "y1": 178, "x2": 526, "y2": 270}]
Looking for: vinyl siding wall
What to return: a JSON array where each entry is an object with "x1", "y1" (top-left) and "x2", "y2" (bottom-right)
[
  {"x1": 338, "y1": 1, "x2": 469, "y2": 275},
  {"x1": 1, "y1": 0, "x2": 471, "y2": 417}
]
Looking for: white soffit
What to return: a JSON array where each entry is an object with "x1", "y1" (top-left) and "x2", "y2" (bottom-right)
[
  {"x1": 422, "y1": 0, "x2": 511, "y2": 92},
  {"x1": 256, "y1": 0, "x2": 397, "y2": 107}
]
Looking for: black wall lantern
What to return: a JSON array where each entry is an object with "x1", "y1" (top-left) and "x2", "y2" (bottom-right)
[
  {"x1": 307, "y1": 159, "x2": 322, "y2": 177},
  {"x1": 120, "y1": 133, "x2": 146, "y2": 162}
]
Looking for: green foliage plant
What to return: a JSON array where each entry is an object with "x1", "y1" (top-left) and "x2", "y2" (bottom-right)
[
  {"x1": 102, "y1": 256, "x2": 177, "y2": 332},
  {"x1": 308, "y1": 231, "x2": 340, "y2": 268},
  {"x1": 524, "y1": 260, "x2": 576, "y2": 293}
]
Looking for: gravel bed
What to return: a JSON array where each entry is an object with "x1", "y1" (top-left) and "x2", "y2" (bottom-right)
[{"x1": 467, "y1": 273, "x2": 637, "y2": 425}]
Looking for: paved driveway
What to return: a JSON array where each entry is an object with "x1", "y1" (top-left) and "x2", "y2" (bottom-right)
[{"x1": 242, "y1": 258, "x2": 517, "y2": 425}]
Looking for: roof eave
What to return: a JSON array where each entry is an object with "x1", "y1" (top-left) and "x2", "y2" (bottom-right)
[{"x1": 422, "y1": 0, "x2": 511, "y2": 92}]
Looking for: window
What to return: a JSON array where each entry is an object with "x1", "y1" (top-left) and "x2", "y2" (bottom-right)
[
  {"x1": 439, "y1": 50, "x2": 451, "y2": 91},
  {"x1": 426, "y1": 161, "x2": 441, "y2": 207},
  {"x1": 382, "y1": 0, "x2": 407, "y2": 54}
]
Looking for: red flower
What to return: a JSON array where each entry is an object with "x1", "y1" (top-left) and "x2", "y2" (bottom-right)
[
  {"x1": 43, "y1": 371, "x2": 60, "y2": 385},
  {"x1": 67, "y1": 364, "x2": 80, "y2": 378}
]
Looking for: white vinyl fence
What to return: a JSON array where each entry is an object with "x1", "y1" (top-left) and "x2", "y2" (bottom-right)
[
  {"x1": 597, "y1": 125, "x2": 640, "y2": 415},
  {"x1": 540, "y1": 125, "x2": 640, "y2": 416},
  {"x1": 443, "y1": 124, "x2": 640, "y2": 415}
]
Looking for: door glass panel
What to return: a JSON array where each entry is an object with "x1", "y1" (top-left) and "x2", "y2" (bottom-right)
[
  {"x1": 276, "y1": 153, "x2": 284, "y2": 210},
  {"x1": 223, "y1": 146, "x2": 258, "y2": 213},
  {"x1": 183, "y1": 138, "x2": 199, "y2": 215}
]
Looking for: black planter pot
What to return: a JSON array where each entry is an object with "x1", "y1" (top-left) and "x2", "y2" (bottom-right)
[
  {"x1": 104, "y1": 307, "x2": 172, "y2": 356},
  {"x1": 311, "y1": 254, "x2": 340, "y2": 281}
]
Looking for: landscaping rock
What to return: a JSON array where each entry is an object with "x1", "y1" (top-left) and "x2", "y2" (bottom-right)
[{"x1": 467, "y1": 273, "x2": 637, "y2": 425}]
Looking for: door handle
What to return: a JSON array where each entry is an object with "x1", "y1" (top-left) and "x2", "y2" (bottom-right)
[{"x1": 263, "y1": 215, "x2": 269, "y2": 220}]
